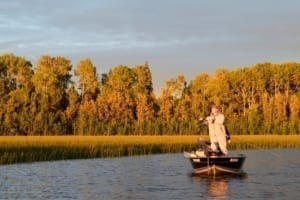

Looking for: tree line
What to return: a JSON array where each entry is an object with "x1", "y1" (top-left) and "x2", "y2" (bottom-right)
[{"x1": 0, "y1": 53, "x2": 299, "y2": 135}]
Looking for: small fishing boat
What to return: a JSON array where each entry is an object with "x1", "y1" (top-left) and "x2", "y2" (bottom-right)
[{"x1": 184, "y1": 139, "x2": 246, "y2": 175}]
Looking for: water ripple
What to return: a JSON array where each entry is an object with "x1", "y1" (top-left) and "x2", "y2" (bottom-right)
[{"x1": 0, "y1": 149, "x2": 299, "y2": 199}]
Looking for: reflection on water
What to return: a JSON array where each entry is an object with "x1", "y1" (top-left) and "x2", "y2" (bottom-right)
[
  {"x1": 191, "y1": 174, "x2": 247, "y2": 200},
  {"x1": 207, "y1": 177, "x2": 229, "y2": 198},
  {"x1": 0, "y1": 149, "x2": 299, "y2": 199}
]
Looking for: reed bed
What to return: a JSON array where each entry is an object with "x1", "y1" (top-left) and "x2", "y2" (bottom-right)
[
  {"x1": 229, "y1": 135, "x2": 300, "y2": 149},
  {"x1": 0, "y1": 135, "x2": 299, "y2": 165}
]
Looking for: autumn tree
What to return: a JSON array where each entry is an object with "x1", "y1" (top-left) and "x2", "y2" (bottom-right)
[
  {"x1": 31, "y1": 55, "x2": 72, "y2": 134},
  {"x1": 133, "y1": 62, "x2": 155, "y2": 125},
  {"x1": 76, "y1": 99, "x2": 98, "y2": 135},
  {"x1": 74, "y1": 59, "x2": 100, "y2": 134},
  {"x1": 64, "y1": 85, "x2": 79, "y2": 134},
  {"x1": 99, "y1": 65, "x2": 136, "y2": 127},
  {"x1": 158, "y1": 75, "x2": 185, "y2": 121},
  {"x1": 74, "y1": 58, "x2": 99, "y2": 101},
  {"x1": 289, "y1": 94, "x2": 300, "y2": 133},
  {"x1": 188, "y1": 73, "x2": 210, "y2": 118},
  {"x1": 206, "y1": 69, "x2": 231, "y2": 108},
  {"x1": 0, "y1": 54, "x2": 33, "y2": 134},
  {"x1": 1, "y1": 52, "x2": 300, "y2": 135}
]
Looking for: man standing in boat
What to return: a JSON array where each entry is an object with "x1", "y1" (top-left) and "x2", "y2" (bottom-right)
[{"x1": 199, "y1": 105, "x2": 228, "y2": 155}]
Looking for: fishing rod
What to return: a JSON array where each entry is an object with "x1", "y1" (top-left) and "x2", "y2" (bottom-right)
[{"x1": 243, "y1": 142, "x2": 282, "y2": 157}]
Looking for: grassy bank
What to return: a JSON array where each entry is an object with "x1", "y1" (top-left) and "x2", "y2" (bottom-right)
[{"x1": 0, "y1": 135, "x2": 299, "y2": 165}]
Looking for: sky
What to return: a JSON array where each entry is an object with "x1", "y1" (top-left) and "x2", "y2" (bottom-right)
[{"x1": 1, "y1": 0, "x2": 300, "y2": 94}]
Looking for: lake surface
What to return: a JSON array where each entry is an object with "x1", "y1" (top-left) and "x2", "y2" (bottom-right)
[{"x1": 0, "y1": 149, "x2": 299, "y2": 199}]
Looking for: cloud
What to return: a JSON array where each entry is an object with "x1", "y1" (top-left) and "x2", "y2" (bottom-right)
[
  {"x1": 1, "y1": 0, "x2": 247, "y2": 50},
  {"x1": 1, "y1": 0, "x2": 300, "y2": 93}
]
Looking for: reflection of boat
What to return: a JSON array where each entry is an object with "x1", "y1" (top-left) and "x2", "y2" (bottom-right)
[
  {"x1": 207, "y1": 177, "x2": 228, "y2": 197},
  {"x1": 184, "y1": 139, "x2": 246, "y2": 175},
  {"x1": 192, "y1": 175, "x2": 230, "y2": 197}
]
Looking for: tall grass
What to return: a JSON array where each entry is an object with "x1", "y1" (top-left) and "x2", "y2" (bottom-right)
[
  {"x1": 230, "y1": 135, "x2": 300, "y2": 149},
  {"x1": 0, "y1": 135, "x2": 299, "y2": 165}
]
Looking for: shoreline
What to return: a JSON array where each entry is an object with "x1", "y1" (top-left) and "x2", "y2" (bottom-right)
[{"x1": 0, "y1": 135, "x2": 299, "y2": 165}]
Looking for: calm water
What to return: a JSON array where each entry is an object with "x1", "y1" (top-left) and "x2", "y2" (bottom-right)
[{"x1": 0, "y1": 149, "x2": 299, "y2": 199}]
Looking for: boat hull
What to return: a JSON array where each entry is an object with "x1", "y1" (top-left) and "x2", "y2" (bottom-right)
[
  {"x1": 187, "y1": 154, "x2": 246, "y2": 175},
  {"x1": 192, "y1": 165, "x2": 244, "y2": 175}
]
